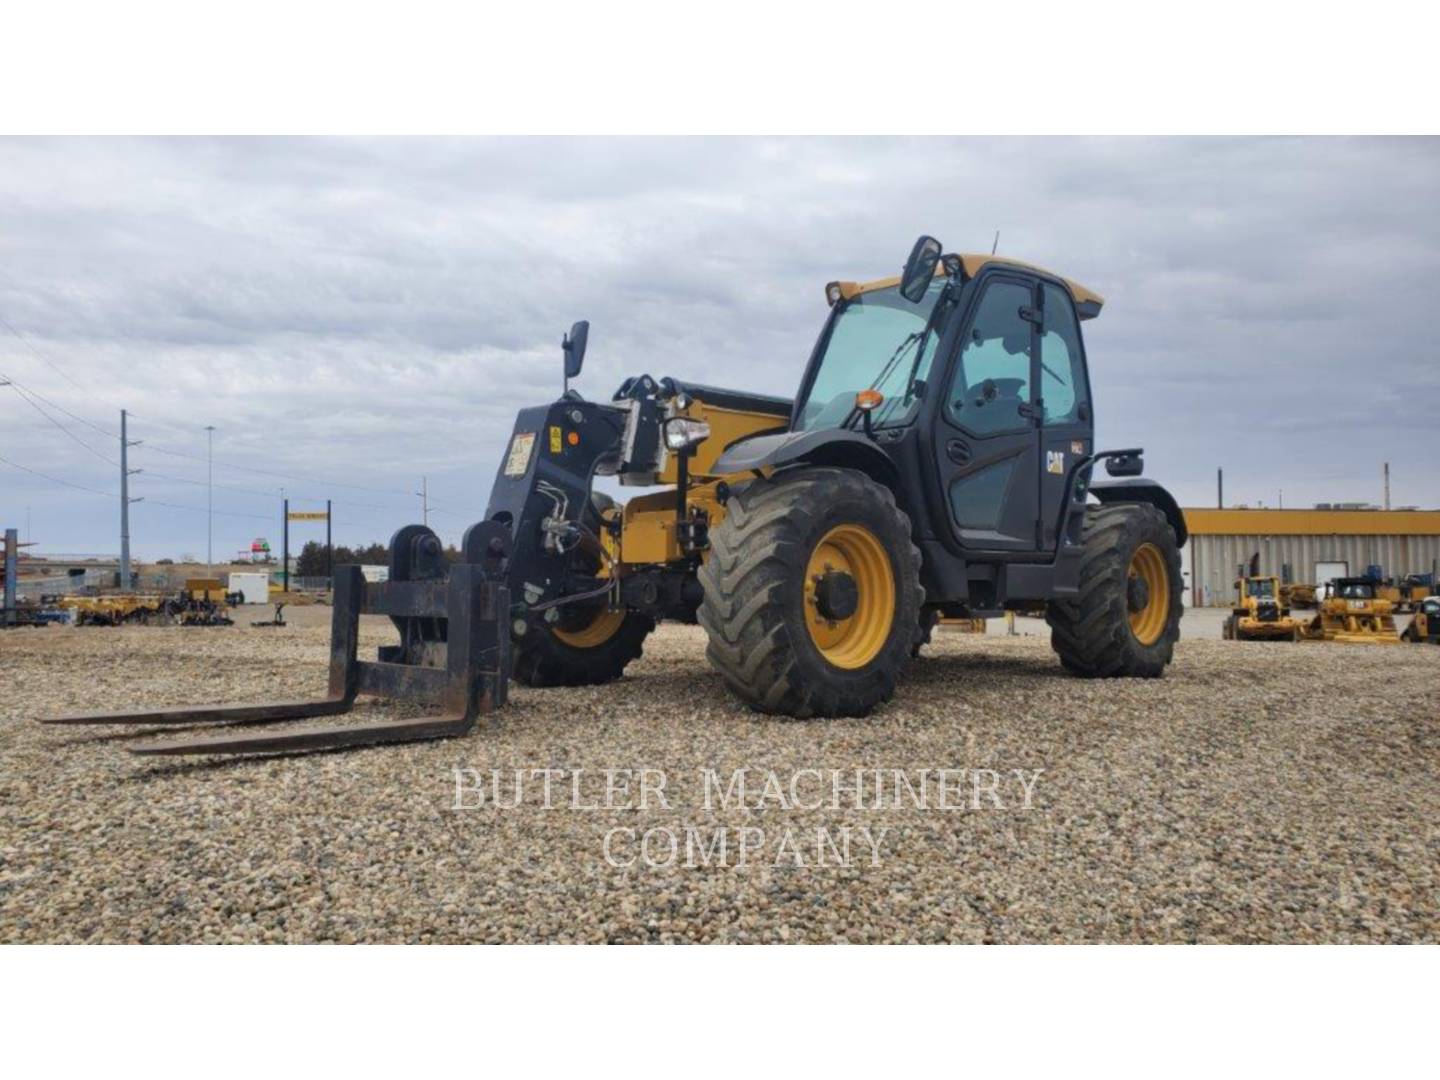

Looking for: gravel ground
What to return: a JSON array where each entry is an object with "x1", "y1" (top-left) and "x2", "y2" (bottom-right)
[{"x1": 2, "y1": 611, "x2": 1437, "y2": 943}]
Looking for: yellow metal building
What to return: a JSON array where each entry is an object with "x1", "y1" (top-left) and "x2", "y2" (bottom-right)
[{"x1": 1182, "y1": 508, "x2": 1440, "y2": 607}]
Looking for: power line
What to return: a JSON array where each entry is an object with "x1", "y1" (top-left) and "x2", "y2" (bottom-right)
[
  {"x1": 0, "y1": 364, "x2": 120, "y2": 438},
  {"x1": 0, "y1": 450, "x2": 265, "y2": 520},
  {"x1": 137, "y1": 439, "x2": 420, "y2": 498},
  {"x1": 0, "y1": 451, "x2": 116, "y2": 499},
  {"x1": 2, "y1": 379, "x2": 121, "y2": 467},
  {"x1": 146, "y1": 498, "x2": 272, "y2": 521},
  {"x1": 0, "y1": 310, "x2": 96, "y2": 397},
  {"x1": 1, "y1": 346, "x2": 473, "y2": 510}
]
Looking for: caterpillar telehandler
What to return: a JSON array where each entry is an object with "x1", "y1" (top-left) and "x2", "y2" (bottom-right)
[{"x1": 44, "y1": 235, "x2": 1187, "y2": 756}]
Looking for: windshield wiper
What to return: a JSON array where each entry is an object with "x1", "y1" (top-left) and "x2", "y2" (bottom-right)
[{"x1": 842, "y1": 331, "x2": 923, "y2": 431}]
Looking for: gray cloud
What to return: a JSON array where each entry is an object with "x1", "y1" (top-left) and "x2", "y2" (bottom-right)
[{"x1": 1, "y1": 137, "x2": 1436, "y2": 557}]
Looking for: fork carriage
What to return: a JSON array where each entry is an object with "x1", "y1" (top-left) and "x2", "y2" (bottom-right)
[{"x1": 42, "y1": 522, "x2": 511, "y2": 756}]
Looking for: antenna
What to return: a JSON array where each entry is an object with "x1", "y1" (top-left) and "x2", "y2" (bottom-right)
[{"x1": 991, "y1": 230, "x2": 1000, "y2": 255}]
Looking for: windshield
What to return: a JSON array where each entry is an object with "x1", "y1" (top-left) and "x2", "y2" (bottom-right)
[
  {"x1": 1246, "y1": 579, "x2": 1276, "y2": 598},
  {"x1": 795, "y1": 280, "x2": 946, "y2": 431}
]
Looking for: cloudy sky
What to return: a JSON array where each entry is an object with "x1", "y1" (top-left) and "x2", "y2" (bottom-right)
[{"x1": 1, "y1": 137, "x2": 1436, "y2": 559}]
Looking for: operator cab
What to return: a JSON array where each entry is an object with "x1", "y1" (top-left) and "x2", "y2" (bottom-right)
[
  {"x1": 793, "y1": 246, "x2": 1105, "y2": 564},
  {"x1": 1332, "y1": 578, "x2": 1377, "y2": 600},
  {"x1": 1246, "y1": 578, "x2": 1277, "y2": 599}
]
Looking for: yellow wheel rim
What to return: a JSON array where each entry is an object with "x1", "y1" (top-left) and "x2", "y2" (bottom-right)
[
  {"x1": 804, "y1": 523, "x2": 895, "y2": 670},
  {"x1": 553, "y1": 607, "x2": 626, "y2": 649},
  {"x1": 1127, "y1": 542, "x2": 1170, "y2": 646}
]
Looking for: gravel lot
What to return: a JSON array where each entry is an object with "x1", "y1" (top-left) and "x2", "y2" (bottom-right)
[{"x1": 2, "y1": 610, "x2": 1437, "y2": 943}]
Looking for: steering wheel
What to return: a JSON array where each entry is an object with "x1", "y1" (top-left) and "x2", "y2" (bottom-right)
[{"x1": 965, "y1": 377, "x2": 1025, "y2": 407}]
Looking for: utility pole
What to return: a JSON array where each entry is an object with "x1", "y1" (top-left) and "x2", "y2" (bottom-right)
[
  {"x1": 418, "y1": 476, "x2": 429, "y2": 527},
  {"x1": 282, "y1": 495, "x2": 290, "y2": 593},
  {"x1": 1217, "y1": 467, "x2": 1224, "y2": 509},
  {"x1": 205, "y1": 425, "x2": 216, "y2": 574},
  {"x1": 4, "y1": 528, "x2": 17, "y2": 627},
  {"x1": 325, "y1": 499, "x2": 333, "y2": 581},
  {"x1": 1383, "y1": 462, "x2": 1391, "y2": 510},
  {"x1": 119, "y1": 409, "x2": 143, "y2": 590}
]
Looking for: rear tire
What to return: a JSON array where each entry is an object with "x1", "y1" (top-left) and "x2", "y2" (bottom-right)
[
  {"x1": 1046, "y1": 503, "x2": 1182, "y2": 678},
  {"x1": 512, "y1": 608, "x2": 655, "y2": 688},
  {"x1": 698, "y1": 466, "x2": 923, "y2": 717}
]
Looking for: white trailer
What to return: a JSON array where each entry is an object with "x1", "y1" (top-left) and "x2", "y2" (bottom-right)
[{"x1": 227, "y1": 571, "x2": 271, "y2": 605}]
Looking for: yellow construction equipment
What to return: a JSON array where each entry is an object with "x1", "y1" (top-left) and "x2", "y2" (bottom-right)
[
  {"x1": 1376, "y1": 576, "x2": 1432, "y2": 613},
  {"x1": 174, "y1": 577, "x2": 237, "y2": 625},
  {"x1": 1300, "y1": 578, "x2": 1401, "y2": 644},
  {"x1": 43, "y1": 234, "x2": 1192, "y2": 758},
  {"x1": 1401, "y1": 596, "x2": 1440, "y2": 644},
  {"x1": 939, "y1": 617, "x2": 987, "y2": 632},
  {"x1": 1223, "y1": 575, "x2": 1304, "y2": 642},
  {"x1": 58, "y1": 594, "x2": 167, "y2": 626},
  {"x1": 1279, "y1": 582, "x2": 1318, "y2": 610}
]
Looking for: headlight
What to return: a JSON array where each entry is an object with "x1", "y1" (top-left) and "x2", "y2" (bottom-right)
[{"x1": 664, "y1": 418, "x2": 711, "y2": 452}]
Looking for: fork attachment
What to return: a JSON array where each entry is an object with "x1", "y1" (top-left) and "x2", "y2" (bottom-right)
[{"x1": 40, "y1": 522, "x2": 511, "y2": 757}]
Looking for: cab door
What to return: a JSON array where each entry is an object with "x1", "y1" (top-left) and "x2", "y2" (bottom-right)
[
  {"x1": 933, "y1": 273, "x2": 1042, "y2": 553},
  {"x1": 1035, "y1": 281, "x2": 1094, "y2": 549}
]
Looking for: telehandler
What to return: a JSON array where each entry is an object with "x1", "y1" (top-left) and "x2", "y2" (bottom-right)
[{"x1": 44, "y1": 235, "x2": 1187, "y2": 756}]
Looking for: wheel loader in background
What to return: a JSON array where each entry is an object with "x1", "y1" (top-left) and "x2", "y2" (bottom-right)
[
  {"x1": 44, "y1": 234, "x2": 1188, "y2": 756},
  {"x1": 1223, "y1": 574, "x2": 1304, "y2": 642}
]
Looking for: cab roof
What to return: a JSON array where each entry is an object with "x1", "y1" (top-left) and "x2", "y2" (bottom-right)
[{"x1": 831, "y1": 253, "x2": 1105, "y2": 319}]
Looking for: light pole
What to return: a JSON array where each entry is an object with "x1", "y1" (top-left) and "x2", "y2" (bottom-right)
[
  {"x1": 205, "y1": 425, "x2": 216, "y2": 575},
  {"x1": 120, "y1": 409, "x2": 143, "y2": 588}
]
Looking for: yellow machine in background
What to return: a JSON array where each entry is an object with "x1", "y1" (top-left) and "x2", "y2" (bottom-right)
[
  {"x1": 1402, "y1": 596, "x2": 1440, "y2": 644},
  {"x1": 1223, "y1": 576, "x2": 1304, "y2": 642},
  {"x1": 59, "y1": 594, "x2": 167, "y2": 626},
  {"x1": 939, "y1": 617, "x2": 987, "y2": 632},
  {"x1": 1376, "y1": 576, "x2": 1432, "y2": 613},
  {"x1": 1279, "y1": 582, "x2": 1318, "y2": 610},
  {"x1": 175, "y1": 577, "x2": 236, "y2": 625},
  {"x1": 1301, "y1": 578, "x2": 1401, "y2": 644}
]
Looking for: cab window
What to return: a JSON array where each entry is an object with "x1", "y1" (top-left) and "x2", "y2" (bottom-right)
[
  {"x1": 945, "y1": 279, "x2": 1031, "y2": 436},
  {"x1": 1039, "y1": 283, "x2": 1089, "y2": 425}
]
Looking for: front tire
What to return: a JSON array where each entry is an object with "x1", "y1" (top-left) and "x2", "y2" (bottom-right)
[
  {"x1": 698, "y1": 467, "x2": 923, "y2": 717},
  {"x1": 1046, "y1": 503, "x2": 1183, "y2": 678},
  {"x1": 512, "y1": 491, "x2": 654, "y2": 687}
]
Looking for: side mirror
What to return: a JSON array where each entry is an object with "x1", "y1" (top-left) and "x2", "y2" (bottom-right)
[
  {"x1": 899, "y1": 235, "x2": 942, "y2": 303},
  {"x1": 1104, "y1": 452, "x2": 1144, "y2": 478},
  {"x1": 563, "y1": 320, "x2": 589, "y2": 381}
]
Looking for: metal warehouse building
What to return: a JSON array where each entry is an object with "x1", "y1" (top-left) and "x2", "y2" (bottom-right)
[{"x1": 1182, "y1": 508, "x2": 1440, "y2": 607}]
